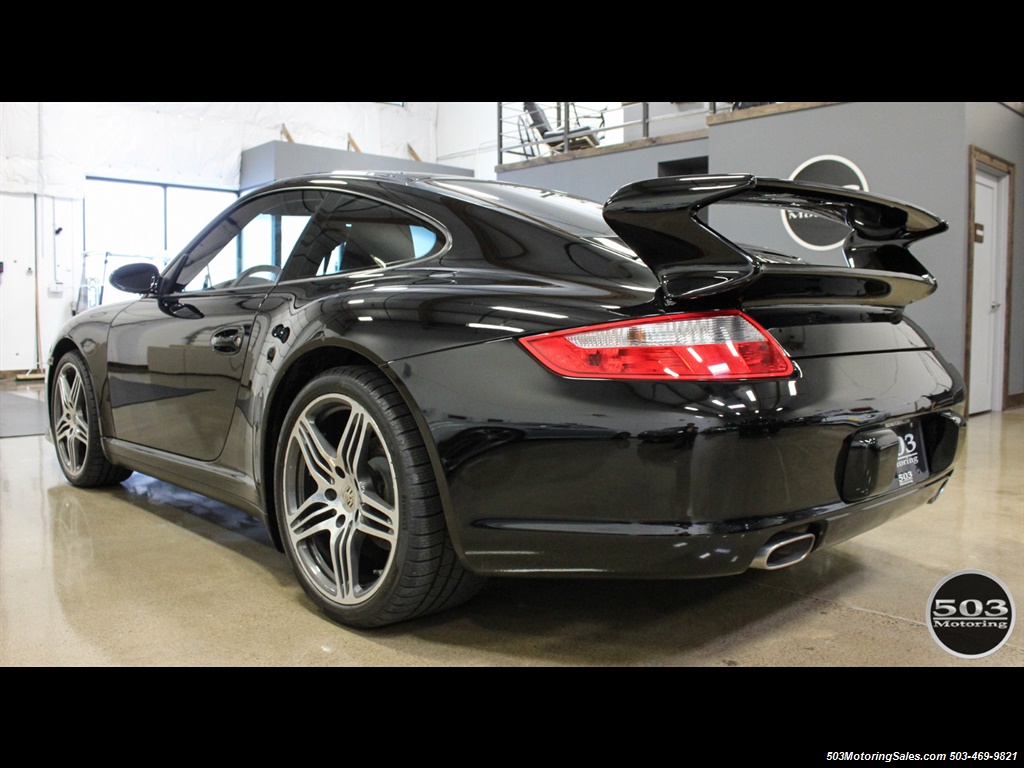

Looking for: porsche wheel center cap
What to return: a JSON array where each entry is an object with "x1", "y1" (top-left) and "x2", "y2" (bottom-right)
[{"x1": 340, "y1": 480, "x2": 359, "y2": 512}]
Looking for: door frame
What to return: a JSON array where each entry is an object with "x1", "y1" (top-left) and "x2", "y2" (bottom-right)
[{"x1": 964, "y1": 146, "x2": 1018, "y2": 412}]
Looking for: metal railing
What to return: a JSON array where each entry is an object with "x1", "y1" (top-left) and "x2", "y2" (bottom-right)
[{"x1": 498, "y1": 102, "x2": 736, "y2": 165}]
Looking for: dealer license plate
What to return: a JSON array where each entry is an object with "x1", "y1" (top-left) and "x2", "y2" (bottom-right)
[{"x1": 885, "y1": 418, "x2": 929, "y2": 492}]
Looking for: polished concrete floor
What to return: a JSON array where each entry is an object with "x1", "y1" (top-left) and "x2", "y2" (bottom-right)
[{"x1": 1, "y1": 378, "x2": 1021, "y2": 667}]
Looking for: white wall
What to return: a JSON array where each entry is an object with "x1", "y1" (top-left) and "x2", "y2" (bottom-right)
[{"x1": 436, "y1": 102, "x2": 501, "y2": 180}]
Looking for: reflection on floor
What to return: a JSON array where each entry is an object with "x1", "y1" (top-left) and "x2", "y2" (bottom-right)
[{"x1": 1, "y1": 379, "x2": 1021, "y2": 667}]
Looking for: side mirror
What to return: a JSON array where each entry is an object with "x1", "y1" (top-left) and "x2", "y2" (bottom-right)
[{"x1": 110, "y1": 262, "x2": 160, "y2": 294}]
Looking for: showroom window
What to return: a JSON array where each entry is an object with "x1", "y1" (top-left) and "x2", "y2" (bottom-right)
[
  {"x1": 82, "y1": 178, "x2": 237, "y2": 306},
  {"x1": 84, "y1": 178, "x2": 237, "y2": 258}
]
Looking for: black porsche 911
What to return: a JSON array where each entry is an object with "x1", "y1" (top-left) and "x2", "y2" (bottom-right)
[{"x1": 47, "y1": 171, "x2": 966, "y2": 627}]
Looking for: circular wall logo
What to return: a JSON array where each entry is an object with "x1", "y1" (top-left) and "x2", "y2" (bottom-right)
[
  {"x1": 927, "y1": 570, "x2": 1015, "y2": 658},
  {"x1": 782, "y1": 155, "x2": 868, "y2": 251}
]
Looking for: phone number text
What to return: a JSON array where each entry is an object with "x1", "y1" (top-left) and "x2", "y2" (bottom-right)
[{"x1": 825, "y1": 753, "x2": 1018, "y2": 762}]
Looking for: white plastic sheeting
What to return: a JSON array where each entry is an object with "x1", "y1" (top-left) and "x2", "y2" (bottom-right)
[
  {"x1": 0, "y1": 102, "x2": 41, "y2": 195},
  {"x1": 1, "y1": 102, "x2": 439, "y2": 197}
]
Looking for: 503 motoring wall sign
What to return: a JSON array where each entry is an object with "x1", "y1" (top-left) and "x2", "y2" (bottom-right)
[{"x1": 782, "y1": 155, "x2": 869, "y2": 251}]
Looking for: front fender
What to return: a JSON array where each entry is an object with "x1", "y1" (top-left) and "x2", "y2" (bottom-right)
[{"x1": 47, "y1": 302, "x2": 133, "y2": 441}]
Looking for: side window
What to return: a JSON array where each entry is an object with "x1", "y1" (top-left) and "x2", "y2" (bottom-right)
[
  {"x1": 280, "y1": 192, "x2": 445, "y2": 282},
  {"x1": 173, "y1": 189, "x2": 327, "y2": 292}
]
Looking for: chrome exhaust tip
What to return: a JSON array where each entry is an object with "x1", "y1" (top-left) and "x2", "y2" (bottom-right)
[
  {"x1": 751, "y1": 532, "x2": 817, "y2": 570},
  {"x1": 928, "y1": 477, "x2": 950, "y2": 504}
]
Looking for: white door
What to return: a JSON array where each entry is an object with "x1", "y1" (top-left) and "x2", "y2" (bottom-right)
[
  {"x1": 0, "y1": 193, "x2": 38, "y2": 371},
  {"x1": 969, "y1": 169, "x2": 1008, "y2": 414}
]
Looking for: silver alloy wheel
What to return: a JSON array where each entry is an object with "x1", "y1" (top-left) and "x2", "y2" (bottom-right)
[
  {"x1": 54, "y1": 360, "x2": 90, "y2": 477},
  {"x1": 280, "y1": 392, "x2": 399, "y2": 607}
]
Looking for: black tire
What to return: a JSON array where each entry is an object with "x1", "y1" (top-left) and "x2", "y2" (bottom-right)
[
  {"x1": 51, "y1": 350, "x2": 132, "y2": 487},
  {"x1": 275, "y1": 366, "x2": 485, "y2": 628}
]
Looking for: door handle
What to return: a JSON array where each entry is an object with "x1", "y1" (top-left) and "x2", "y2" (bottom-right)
[{"x1": 211, "y1": 327, "x2": 245, "y2": 354}]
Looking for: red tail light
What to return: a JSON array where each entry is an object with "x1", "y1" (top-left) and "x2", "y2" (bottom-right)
[{"x1": 519, "y1": 311, "x2": 793, "y2": 380}]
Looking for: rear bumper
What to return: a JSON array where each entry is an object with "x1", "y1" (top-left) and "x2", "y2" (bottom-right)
[
  {"x1": 390, "y1": 335, "x2": 966, "y2": 578},
  {"x1": 458, "y1": 468, "x2": 956, "y2": 577}
]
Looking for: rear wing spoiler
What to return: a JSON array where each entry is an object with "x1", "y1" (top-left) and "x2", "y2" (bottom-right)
[{"x1": 603, "y1": 174, "x2": 948, "y2": 305}]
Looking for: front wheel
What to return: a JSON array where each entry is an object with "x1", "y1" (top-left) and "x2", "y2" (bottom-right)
[
  {"x1": 51, "y1": 350, "x2": 132, "y2": 487},
  {"x1": 275, "y1": 366, "x2": 484, "y2": 628}
]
